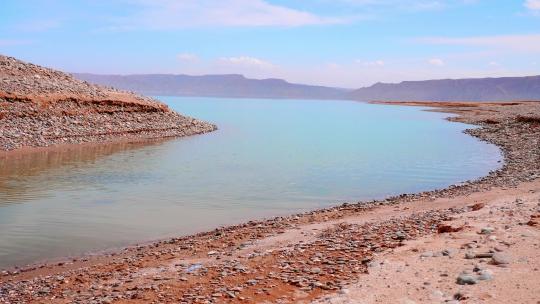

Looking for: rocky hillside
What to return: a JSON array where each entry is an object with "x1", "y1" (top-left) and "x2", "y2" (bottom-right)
[{"x1": 0, "y1": 55, "x2": 216, "y2": 151}]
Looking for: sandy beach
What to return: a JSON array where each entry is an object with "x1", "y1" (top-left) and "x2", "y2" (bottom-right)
[{"x1": 1, "y1": 101, "x2": 539, "y2": 303}]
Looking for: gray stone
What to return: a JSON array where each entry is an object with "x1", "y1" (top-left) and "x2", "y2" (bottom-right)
[
  {"x1": 420, "y1": 251, "x2": 434, "y2": 258},
  {"x1": 480, "y1": 227, "x2": 495, "y2": 234},
  {"x1": 491, "y1": 253, "x2": 511, "y2": 265},
  {"x1": 395, "y1": 231, "x2": 407, "y2": 240},
  {"x1": 477, "y1": 269, "x2": 494, "y2": 281},
  {"x1": 432, "y1": 251, "x2": 443, "y2": 257},
  {"x1": 456, "y1": 273, "x2": 477, "y2": 285},
  {"x1": 442, "y1": 249, "x2": 456, "y2": 257},
  {"x1": 494, "y1": 246, "x2": 505, "y2": 252}
]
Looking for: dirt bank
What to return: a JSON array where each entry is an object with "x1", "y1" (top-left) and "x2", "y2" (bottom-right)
[{"x1": 0, "y1": 55, "x2": 216, "y2": 151}]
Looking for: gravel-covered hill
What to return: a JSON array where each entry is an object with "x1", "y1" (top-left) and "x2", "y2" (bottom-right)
[{"x1": 0, "y1": 55, "x2": 216, "y2": 151}]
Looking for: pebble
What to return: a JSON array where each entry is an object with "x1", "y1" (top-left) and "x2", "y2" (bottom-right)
[
  {"x1": 494, "y1": 246, "x2": 505, "y2": 252},
  {"x1": 395, "y1": 231, "x2": 407, "y2": 240},
  {"x1": 480, "y1": 227, "x2": 495, "y2": 235},
  {"x1": 442, "y1": 249, "x2": 456, "y2": 257},
  {"x1": 477, "y1": 269, "x2": 494, "y2": 281},
  {"x1": 456, "y1": 273, "x2": 477, "y2": 285},
  {"x1": 420, "y1": 251, "x2": 434, "y2": 258},
  {"x1": 453, "y1": 291, "x2": 469, "y2": 300},
  {"x1": 491, "y1": 253, "x2": 511, "y2": 266}
]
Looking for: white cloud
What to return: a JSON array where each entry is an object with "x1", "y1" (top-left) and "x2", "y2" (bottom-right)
[
  {"x1": 177, "y1": 53, "x2": 198, "y2": 62},
  {"x1": 488, "y1": 61, "x2": 500, "y2": 67},
  {"x1": 333, "y1": 0, "x2": 477, "y2": 11},
  {"x1": 428, "y1": 58, "x2": 445, "y2": 66},
  {"x1": 218, "y1": 56, "x2": 275, "y2": 70},
  {"x1": 356, "y1": 59, "x2": 385, "y2": 66},
  {"x1": 525, "y1": 0, "x2": 540, "y2": 10},
  {"x1": 116, "y1": 0, "x2": 347, "y2": 29},
  {"x1": 417, "y1": 34, "x2": 540, "y2": 52}
]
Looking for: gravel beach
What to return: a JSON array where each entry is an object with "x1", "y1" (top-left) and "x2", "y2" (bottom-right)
[{"x1": 1, "y1": 101, "x2": 539, "y2": 303}]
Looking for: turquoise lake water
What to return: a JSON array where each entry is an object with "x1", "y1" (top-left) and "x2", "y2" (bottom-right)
[{"x1": 0, "y1": 97, "x2": 502, "y2": 268}]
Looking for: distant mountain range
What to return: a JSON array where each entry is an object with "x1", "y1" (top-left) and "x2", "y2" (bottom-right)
[
  {"x1": 73, "y1": 73, "x2": 540, "y2": 102},
  {"x1": 347, "y1": 76, "x2": 540, "y2": 102},
  {"x1": 73, "y1": 73, "x2": 347, "y2": 100}
]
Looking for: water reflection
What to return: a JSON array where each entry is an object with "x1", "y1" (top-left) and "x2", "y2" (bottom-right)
[{"x1": 0, "y1": 139, "x2": 169, "y2": 205}]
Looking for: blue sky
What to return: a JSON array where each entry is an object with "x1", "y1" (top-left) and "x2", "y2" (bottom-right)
[{"x1": 1, "y1": 0, "x2": 539, "y2": 87}]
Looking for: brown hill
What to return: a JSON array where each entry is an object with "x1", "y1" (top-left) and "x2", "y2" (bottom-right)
[{"x1": 0, "y1": 55, "x2": 216, "y2": 151}]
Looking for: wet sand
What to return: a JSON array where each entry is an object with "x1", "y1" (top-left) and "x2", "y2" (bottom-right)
[{"x1": 1, "y1": 101, "x2": 539, "y2": 304}]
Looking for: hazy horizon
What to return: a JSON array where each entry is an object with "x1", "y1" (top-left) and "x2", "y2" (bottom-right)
[
  {"x1": 72, "y1": 71, "x2": 540, "y2": 90},
  {"x1": 1, "y1": 0, "x2": 540, "y2": 87}
]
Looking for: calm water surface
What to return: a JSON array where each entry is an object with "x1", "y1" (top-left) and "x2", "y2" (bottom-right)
[{"x1": 0, "y1": 98, "x2": 502, "y2": 268}]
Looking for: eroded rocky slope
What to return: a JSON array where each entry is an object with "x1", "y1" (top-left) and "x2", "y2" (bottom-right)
[{"x1": 0, "y1": 55, "x2": 216, "y2": 151}]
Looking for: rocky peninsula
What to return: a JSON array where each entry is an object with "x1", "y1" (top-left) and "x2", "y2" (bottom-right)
[
  {"x1": 0, "y1": 101, "x2": 539, "y2": 303},
  {"x1": 0, "y1": 55, "x2": 216, "y2": 151}
]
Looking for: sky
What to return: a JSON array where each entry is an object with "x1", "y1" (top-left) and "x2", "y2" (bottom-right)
[{"x1": 1, "y1": 0, "x2": 539, "y2": 88}]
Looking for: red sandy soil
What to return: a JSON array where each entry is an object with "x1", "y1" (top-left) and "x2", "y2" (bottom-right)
[{"x1": 315, "y1": 180, "x2": 540, "y2": 304}]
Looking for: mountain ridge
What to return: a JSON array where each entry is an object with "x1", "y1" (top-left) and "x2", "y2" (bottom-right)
[
  {"x1": 347, "y1": 75, "x2": 540, "y2": 102},
  {"x1": 73, "y1": 73, "x2": 540, "y2": 102},
  {"x1": 73, "y1": 73, "x2": 348, "y2": 100}
]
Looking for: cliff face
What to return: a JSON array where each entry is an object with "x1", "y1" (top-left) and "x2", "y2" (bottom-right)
[{"x1": 0, "y1": 55, "x2": 216, "y2": 151}]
